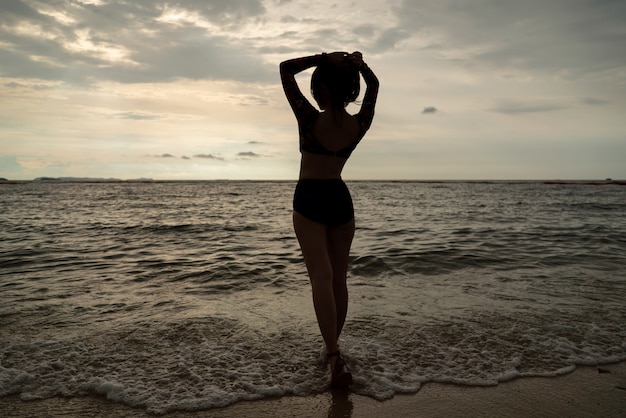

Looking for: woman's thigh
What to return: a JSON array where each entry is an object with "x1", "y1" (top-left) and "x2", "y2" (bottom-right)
[
  {"x1": 293, "y1": 211, "x2": 332, "y2": 281},
  {"x1": 327, "y1": 219, "x2": 355, "y2": 279}
]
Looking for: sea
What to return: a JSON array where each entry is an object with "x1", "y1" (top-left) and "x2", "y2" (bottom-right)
[{"x1": 1, "y1": 180, "x2": 625, "y2": 414}]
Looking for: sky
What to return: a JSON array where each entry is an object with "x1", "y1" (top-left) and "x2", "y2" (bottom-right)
[{"x1": 1, "y1": 0, "x2": 625, "y2": 180}]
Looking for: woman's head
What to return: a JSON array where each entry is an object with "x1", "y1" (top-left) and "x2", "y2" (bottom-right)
[{"x1": 311, "y1": 61, "x2": 360, "y2": 109}]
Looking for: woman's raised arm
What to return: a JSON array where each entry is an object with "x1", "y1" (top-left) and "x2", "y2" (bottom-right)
[
  {"x1": 354, "y1": 54, "x2": 379, "y2": 131},
  {"x1": 280, "y1": 54, "x2": 326, "y2": 116}
]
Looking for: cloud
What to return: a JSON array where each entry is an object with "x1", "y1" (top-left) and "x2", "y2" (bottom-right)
[
  {"x1": 193, "y1": 153, "x2": 224, "y2": 160},
  {"x1": 0, "y1": 0, "x2": 273, "y2": 85},
  {"x1": 3, "y1": 80, "x2": 58, "y2": 91},
  {"x1": 581, "y1": 97, "x2": 609, "y2": 106},
  {"x1": 235, "y1": 95, "x2": 270, "y2": 106},
  {"x1": 237, "y1": 151, "x2": 260, "y2": 158},
  {"x1": 390, "y1": 0, "x2": 626, "y2": 78},
  {"x1": 489, "y1": 100, "x2": 565, "y2": 114},
  {"x1": 155, "y1": 152, "x2": 227, "y2": 160},
  {"x1": 422, "y1": 106, "x2": 438, "y2": 114},
  {"x1": 114, "y1": 112, "x2": 159, "y2": 120},
  {"x1": 352, "y1": 24, "x2": 377, "y2": 38},
  {"x1": 370, "y1": 27, "x2": 411, "y2": 53},
  {"x1": 0, "y1": 0, "x2": 42, "y2": 20},
  {"x1": 170, "y1": 0, "x2": 266, "y2": 21},
  {"x1": 124, "y1": 33, "x2": 274, "y2": 84}
]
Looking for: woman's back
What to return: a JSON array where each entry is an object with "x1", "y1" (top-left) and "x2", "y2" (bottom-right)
[
  {"x1": 314, "y1": 112, "x2": 361, "y2": 153},
  {"x1": 299, "y1": 111, "x2": 360, "y2": 179}
]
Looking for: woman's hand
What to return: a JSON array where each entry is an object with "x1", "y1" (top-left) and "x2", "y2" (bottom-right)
[
  {"x1": 349, "y1": 51, "x2": 364, "y2": 69},
  {"x1": 326, "y1": 52, "x2": 349, "y2": 67},
  {"x1": 326, "y1": 51, "x2": 364, "y2": 69}
]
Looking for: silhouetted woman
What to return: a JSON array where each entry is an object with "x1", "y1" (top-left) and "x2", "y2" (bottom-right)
[{"x1": 280, "y1": 51, "x2": 379, "y2": 387}]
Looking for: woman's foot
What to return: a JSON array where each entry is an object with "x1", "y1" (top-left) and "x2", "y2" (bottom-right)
[{"x1": 326, "y1": 350, "x2": 352, "y2": 388}]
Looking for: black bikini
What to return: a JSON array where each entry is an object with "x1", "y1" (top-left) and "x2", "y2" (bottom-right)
[
  {"x1": 293, "y1": 178, "x2": 355, "y2": 226},
  {"x1": 281, "y1": 55, "x2": 379, "y2": 226}
]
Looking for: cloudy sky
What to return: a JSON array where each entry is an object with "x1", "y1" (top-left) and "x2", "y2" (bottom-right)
[{"x1": 1, "y1": 0, "x2": 625, "y2": 180}]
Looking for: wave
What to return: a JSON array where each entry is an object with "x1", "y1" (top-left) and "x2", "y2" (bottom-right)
[{"x1": 1, "y1": 310, "x2": 624, "y2": 413}]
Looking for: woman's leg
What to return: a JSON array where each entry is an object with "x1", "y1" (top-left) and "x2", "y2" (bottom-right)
[
  {"x1": 327, "y1": 218, "x2": 355, "y2": 340},
  {"x1": 293, "y1": 211, "x2": 338, "y2": 354}
]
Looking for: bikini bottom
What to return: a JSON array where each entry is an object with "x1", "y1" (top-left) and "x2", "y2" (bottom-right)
[{"x1": 293, "y1": 179, "x2": 354, "y2": 227}]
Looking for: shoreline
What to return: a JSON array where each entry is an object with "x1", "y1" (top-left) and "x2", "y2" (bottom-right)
[{"x1": 1, "y1": 362, "x2": 625, "y2": 417}]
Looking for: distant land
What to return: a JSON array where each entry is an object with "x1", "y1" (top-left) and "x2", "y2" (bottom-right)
[
  {"x1": 34, "y1": 177, "x2": 154, "y2": 182},
  {"x1": 0, "y1": 178, "x2": 624, "y2": 185},
  {"x1": 543, "y1": 180, "x2": 626, "y2": 185},
  {"x1": 0, "y1": 177, "x2": 154, "y2": 183}
]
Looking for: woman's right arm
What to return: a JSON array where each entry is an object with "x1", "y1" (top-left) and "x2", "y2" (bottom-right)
[{"x1": 280, "y1": 55, "x2": 325, "y2": 116}]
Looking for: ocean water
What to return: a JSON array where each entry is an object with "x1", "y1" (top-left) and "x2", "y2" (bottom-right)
[{"x1": 1, "y1": 180, "x2": 625, "y2": 413}]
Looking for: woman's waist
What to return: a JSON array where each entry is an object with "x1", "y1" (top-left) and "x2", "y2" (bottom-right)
[
  {"x1": 298, "y1": 153, "x2": 347, "y2": 179},
  {"x1": 296, "y1": 177, "x2": 346, "y2": 186},
  {"x1": 294, "y1": 178, "x2": 351, "y2": 198},
  {"x1": 298, "y1": 170, "x2": 344, "y2": 180}
]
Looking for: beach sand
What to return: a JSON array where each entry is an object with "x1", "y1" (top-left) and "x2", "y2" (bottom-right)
[{"x1": 2, "y1": 362, "x2": 625, "y2": 417}]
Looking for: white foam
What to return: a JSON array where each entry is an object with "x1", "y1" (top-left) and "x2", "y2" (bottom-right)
[
  {"x1": 1, "y1": 306, "x2": 625, "y2": 413},
  {"x1": 0, "y1": 366, "x2": 33, "y2": 397}
]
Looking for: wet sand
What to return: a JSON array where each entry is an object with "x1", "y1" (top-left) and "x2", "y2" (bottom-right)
[{"x1": 2, "y1": 362, "x2": 625, "y2": 417}]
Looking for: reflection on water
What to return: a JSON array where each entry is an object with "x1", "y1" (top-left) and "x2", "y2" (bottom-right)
[{"x1": 328, "y1": 389, "x2": 354, "y2": 418}]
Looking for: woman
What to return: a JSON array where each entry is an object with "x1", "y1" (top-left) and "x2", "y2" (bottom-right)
[{"x1": 280, "y1": 51, "x2": 379, "y2": 387}]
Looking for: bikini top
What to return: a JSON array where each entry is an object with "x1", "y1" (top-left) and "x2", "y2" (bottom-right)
[
  {"x1": 281, "y1": 56, "x2": 379, "y2": 160},
  {"x1": 298, "y1": 110, "x2": 367, "y2": 159}
]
